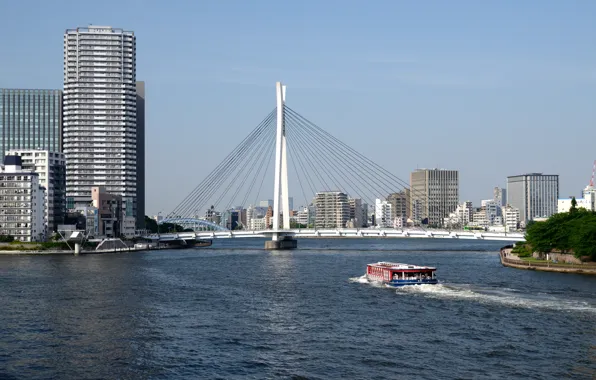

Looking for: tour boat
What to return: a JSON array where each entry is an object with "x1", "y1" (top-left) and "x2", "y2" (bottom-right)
[{"x1": 366, "y1": 262, "x2": 438, "y2": 287}]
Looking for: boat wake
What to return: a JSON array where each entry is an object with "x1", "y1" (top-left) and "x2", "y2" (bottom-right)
[
  {"x1": 395, "y1": 283, "x2": 596, "y2": 313},
  {"x1": 351, "y1": 275, "x2": 595, "y2": 313}
]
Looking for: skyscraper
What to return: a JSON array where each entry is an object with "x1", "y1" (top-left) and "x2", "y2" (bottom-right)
[
  {"x1": 63, "y1": 26, "x2": 138, "y2": 224},
  {"x1": 0, "y1": 89, "x2": 62, "y2": 158},
  {"x1": 507, "y1": 173, "x2": 559, "y2": 224},
  {"x1": 410, "y1": 168, "x2": 459, "y2": 227}
]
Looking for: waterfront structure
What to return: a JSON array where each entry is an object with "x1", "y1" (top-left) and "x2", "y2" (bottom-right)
[
  {"x1": 387, "y1": 190, "x2": 410, "y2": 220},
  {"x1": 507, "y1": 173, "x2": 559, "y2": 224},
  {"x1": 494, "y1": 187, "x2": 507, "y2": 206},
  {"x1": 314, "y1": 191, "x2": 349, "y2": 228},
  {"x1": 410, "y1": 168, "x2": 459, "y2": 226},
  {"x1": 558, "y1": 186, "x2": 596, "y2": 213},
  {"x1": 0, "y1": 156, "x2": 45, "y2": 241},
  {"x1": 6, "y1": 149, "x2": 66, "y2": 233},
  {"x1": 0, "y1": 89, "x2": 63, "y2": 159},
  {"x1": 63, "y1": 25, "x2": 139, "y2": 227},
  {"x1": 375, "y1": 199, "x2": 393, "y2": 228}
]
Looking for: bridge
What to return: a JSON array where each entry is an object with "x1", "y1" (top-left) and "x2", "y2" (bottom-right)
[
  {"x1": 155, "y1": 82, "x2": 524, "y2": 248},
  {"x1": 148, "y1": 228, "x2": 524, "y2": 242}
]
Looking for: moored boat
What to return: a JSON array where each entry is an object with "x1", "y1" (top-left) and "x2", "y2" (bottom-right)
[{"x1": 366, "y1": 261, "x2": 438, "y2": 287}]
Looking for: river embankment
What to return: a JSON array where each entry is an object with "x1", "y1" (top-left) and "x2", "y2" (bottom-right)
[{"x1": 500, "y1": 247, "x2": 596, "y2": 275}]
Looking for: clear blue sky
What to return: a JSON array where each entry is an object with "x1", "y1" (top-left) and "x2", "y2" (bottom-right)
[{"x1": 2, "y1": 0, "x2": 596, "y2": 215}]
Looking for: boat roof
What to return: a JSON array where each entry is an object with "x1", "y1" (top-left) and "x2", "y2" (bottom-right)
[{"x1": 367, "y1": 261, "x2": 436, "y2": 270}]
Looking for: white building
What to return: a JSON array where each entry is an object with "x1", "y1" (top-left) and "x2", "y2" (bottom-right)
[
  {"x1": 249, "y1": 217, "x2": 266, "y2": 231},
  {"x1": 502, "y1": 205, "x2": 520, "y2": 231},
  {"x1": 7, "y1": 149, "x2": 66, "y2": 233},
  {"x1": 63, "y1": 25, "x2": 139, "y2": 224},
  {"x1": 295, "y1": 207, "x2": 309, "y2": 226},
  {"x1": 375, "y1": 199, "x2": 393, "y2": 228},
  {"x1": 0, "y1": 156, "x2": 45, "y2": 241},
  {"x1": 481, "y1": 199, "x2": 501, "y2": 225},
  {"x1": 444, "y1": 201, "x2": 473, "y2": 228},
  {"x1": 558, "y1": 186, "x2": 596, "y2": 213}
]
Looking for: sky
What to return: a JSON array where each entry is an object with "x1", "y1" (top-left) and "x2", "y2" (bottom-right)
[{"x1": 1, "y1": 0, "x2": 596, "y2": 215}]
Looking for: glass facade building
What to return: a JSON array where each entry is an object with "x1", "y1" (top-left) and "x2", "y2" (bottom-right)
[{"x1": 0, "y1": 89, "x2": 63, "y2": 159}]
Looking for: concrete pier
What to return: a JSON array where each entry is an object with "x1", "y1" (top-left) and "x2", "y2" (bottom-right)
[{"x1": 265, "y1": 237, "x2": 298, "y2": 250}]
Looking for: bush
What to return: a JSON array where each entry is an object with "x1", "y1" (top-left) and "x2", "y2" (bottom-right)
[{"x1": 0, "y1": 235, "x2": 15, "y2": 243}]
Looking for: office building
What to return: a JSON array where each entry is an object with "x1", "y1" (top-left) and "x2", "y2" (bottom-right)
[
  {"x1": 314, "y1": 191, "x2": 349, "y2": 228},
  {"x1": 0, "y1": 89, "x2": 62, "y2": 159},
  {"x1": 0, "y1": 156, "x2": 45, "y2": 241},
  {"x1": 6, "y1": 149, "x2": 66, "y2": 233},
  {"x1": 410, "y1": 169, "x2": 459, "y2": 226},
  {"x1": 63, "y1": 25, "x2": 138, "y2": 226},
  {"x1": 91, "y1": 185, "x2": 135, "y2": 238},
  {"x1": 502, "y1": 205, "x2": 520, "y2": 231},
  {"x1": 507, "y1": 173, "x2": 559, "y2": 224}
]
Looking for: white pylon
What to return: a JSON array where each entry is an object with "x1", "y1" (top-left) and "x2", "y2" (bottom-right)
[{"x1": 272, "y1": 82, "x2": 290, "y2": 240}]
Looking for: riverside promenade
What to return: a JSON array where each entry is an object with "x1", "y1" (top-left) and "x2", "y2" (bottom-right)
[{"x1": 500, "y1": 247, "x2": 596, "y2": 275}]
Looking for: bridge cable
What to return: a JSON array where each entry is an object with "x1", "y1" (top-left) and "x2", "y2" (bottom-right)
[{"x1": 168, "y1": 109, "x2": 276, "y2": 219}]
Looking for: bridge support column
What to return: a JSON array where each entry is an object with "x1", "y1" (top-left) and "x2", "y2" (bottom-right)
[{"x1": 265, "y1": 236, "x2": 297, "y2": 250}]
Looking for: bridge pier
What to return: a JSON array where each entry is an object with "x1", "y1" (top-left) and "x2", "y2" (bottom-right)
[{"x1": 265, "y1": 236, "x2": 298, "y2": 250}]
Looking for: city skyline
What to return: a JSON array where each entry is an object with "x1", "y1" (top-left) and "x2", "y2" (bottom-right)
[{"x1": 1, "y1": 1, "x2": 596, "y2": 215}]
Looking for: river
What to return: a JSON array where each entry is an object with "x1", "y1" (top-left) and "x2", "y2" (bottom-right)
[{"x1": 1, "y1": 238, "x2": 595, "y2": 379}]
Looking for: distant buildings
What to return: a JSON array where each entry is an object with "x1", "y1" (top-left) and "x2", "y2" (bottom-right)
[
  {"x1": 0, "y1": 156, "x2": 45, "y2": 241},
  {"x1": 410, "y1": 169, "x2": 459, "y2": 226},
  {"x1": 348, "y1": 198, "x2": 366, "y2": 228},
  {"x1": 314, "y1": 191, "x2": 349, "y2": 229},
  {"x1": 0, "y1": 89, "x2": 63, "y2": 159},
  {"x1": 6, "y1": 149, "x2": 66, "y2": 233},
  {"x1": 507, "y1": 173, "x2": 559, "y2": 224}
]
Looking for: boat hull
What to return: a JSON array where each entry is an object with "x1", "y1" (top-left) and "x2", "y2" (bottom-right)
[{"x1": 385, "y1": 279, "x2": 438, "y2": 287}]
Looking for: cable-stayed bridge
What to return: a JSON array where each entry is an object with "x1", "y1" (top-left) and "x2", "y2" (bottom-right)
[{"x1": 154, "y1": 82, "x2": 524, "y2": 248}]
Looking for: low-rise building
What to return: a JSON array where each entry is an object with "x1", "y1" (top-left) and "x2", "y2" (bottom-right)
[
  {"x1": 7, "y1": 149, "x2": 66, "y2": 233},
  {"x1": 502, "y1": 205, "x2": 520, "y2": 231},
  {"x1": 557, "y1": 186, "x2": 596, "y2": 213},
  {"x1": 0, "y1": 156, "x2": 45, "y2": 241}
]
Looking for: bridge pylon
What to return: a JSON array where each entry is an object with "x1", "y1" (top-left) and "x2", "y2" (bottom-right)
[{"x1": 265, "y1": 81, "x2": 297, "y2": 250}]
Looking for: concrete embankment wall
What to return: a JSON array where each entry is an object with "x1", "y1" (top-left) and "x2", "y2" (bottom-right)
[{"x1": 500, "y1": 248, "x2": 596, "y2": 275}]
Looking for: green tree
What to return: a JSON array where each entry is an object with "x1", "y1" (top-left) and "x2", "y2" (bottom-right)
[{"x1": 570, "y1": 196, "x2": 578, "y2": 214}]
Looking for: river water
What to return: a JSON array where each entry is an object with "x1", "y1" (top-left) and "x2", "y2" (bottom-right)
[{"x1": 1, "y1": 239, "x2": 595, "y2": 379}]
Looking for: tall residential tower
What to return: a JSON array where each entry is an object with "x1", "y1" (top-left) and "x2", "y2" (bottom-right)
[{"x1": 63, "y1": 26, "x2": 138, "y2": 223}]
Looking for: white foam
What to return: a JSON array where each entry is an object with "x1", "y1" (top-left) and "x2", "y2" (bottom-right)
[
  {"x1": 395, "y1": 283, "x2": 596, "y2": 313},
  {"x1": 349, "y1": 275, "x2": 385, "y2": 287}
]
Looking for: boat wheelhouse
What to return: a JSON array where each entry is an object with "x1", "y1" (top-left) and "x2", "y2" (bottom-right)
[{"x1": 366, "y1": 262, "x2": 438, "y2": 287}]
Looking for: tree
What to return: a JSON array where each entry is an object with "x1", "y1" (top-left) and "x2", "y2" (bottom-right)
[{"x1": 570, "y1": 197, "x2": 578, "y2": 214}]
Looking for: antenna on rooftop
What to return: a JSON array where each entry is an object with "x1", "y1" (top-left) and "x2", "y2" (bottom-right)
[{"x1": 590, "y1": 160, "x2": 596, "y2": 187}]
